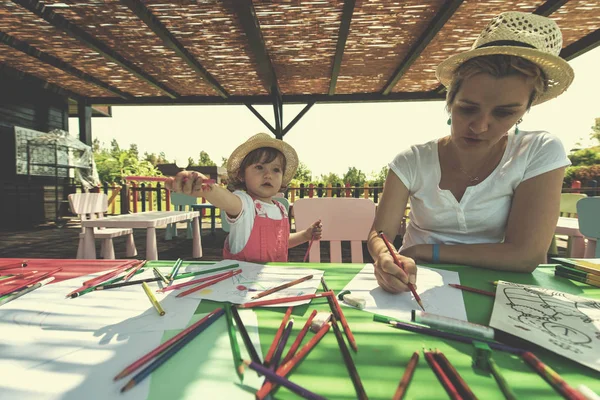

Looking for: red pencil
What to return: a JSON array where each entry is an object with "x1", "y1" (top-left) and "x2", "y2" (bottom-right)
[
  {"x1": 0, "y1": 267, "x2": 62, "y2": 297},
  {"x1": 175, "y1": 269, "x2": 241, "y2": 298},
  {"x1": 67, "y1": 261, "x2": 138, "y2": 298},
  {"x1": 329, "y1": 293, "x2": 358, "y2": 352},
  {"x1": 424, "y1": 350, "x2": 462, "y2": 400},
  {"x1": 156, "y1": 270, "x2": 238, "y2": 293},
  {"x1": 0, "y1": 261, "x2": 28, "y2": 271},
  {"x1": 303, "y1": 238, "x2": 314, "y2": 262},
  {"x1": 114, "y1": 308, "x2": 223, "y2": 380},
  {"x1": 0, "y1": 270, "x2": 39, "y2": 286},
  {"x1": 239, "y1": 291, "x2": 333, "y2": 308},
  {"x1": 122, "y1": 260, "x2": 146, "y2": 282},
  {"x1": 264, "y1": 307, "x2": 293, "y2": 366},
  {"x1": 434, "y1": 349, "x2": 476, "y2": 400},
  {"x1": 449, "y1": 284, "x2": 495, "y2": 297},
  {"x1": 378, "y1": 231, "x2": 425, "y2": 311},
  {"x1": 256, "y1": 322, "x2": 331, "y2": 400},
  {"x1": 393, "y1": 351, "x2": 419, "y2": 400},
  {"x1": 281, "y1": 309, "x2": 318, "y2": 365}
]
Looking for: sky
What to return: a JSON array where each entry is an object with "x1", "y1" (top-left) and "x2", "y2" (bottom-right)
[{"x1": 69, "y1": 46, "x2": 600, "y2": 179}]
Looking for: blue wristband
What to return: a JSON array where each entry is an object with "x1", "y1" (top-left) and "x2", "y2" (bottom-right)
[{"x1": 432, "y1": 244, "x2": 440, "y2": 263}]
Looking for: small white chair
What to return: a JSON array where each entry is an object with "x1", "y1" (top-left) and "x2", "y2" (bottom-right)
[
  {"x1": 69, "y1": 193, "x2": 137, "y2": 259},
  {"x1": 293, "y1": 198, "x2": 376, "y2": 263}
]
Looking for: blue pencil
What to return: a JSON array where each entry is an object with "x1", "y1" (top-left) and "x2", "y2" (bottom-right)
[
  {"x1": 168, "y1": 258, "x2": 183, "y2": 286},
  {"x1": 121, "y1": 308, "x2": 225, "y2": 392}
]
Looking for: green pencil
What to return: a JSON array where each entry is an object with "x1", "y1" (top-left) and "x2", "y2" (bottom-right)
[
  {"x1": 173, "y1": 264, "x2": 239, "y2": 280},
  {"x1": 70, "y1": 269, "x2": 145, "y2": 298},
  {"x1": 224, "y1": 303, "x2": 244, "y2": 382},
  {"x1": 489, "y1": 357, "x2": 516, "y2": 400}
]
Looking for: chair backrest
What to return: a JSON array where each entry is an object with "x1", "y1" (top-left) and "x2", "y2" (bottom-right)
[
  {"x1": 68, "y1": 193, "x2": 109, "y2": 229},
  {"x1": 170, "y1": 192, "x2": 198, "y2": 211},
  {"x1": 293, "y1": 197, "x2": 376, "y2": 263},
  {"x1": 221, "y1": 196, "x2": 289, "y2": 233},
  {"x1": 560, "y1": 193, "x2": 587, "y2": 217},
  {"x1": 576, "y1": 197, "x2": 600, "y2": 257}
]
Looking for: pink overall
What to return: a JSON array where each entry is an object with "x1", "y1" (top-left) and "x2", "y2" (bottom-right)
[{"x1": 223, "y1": 200, "x2": 289, "y2": 263}]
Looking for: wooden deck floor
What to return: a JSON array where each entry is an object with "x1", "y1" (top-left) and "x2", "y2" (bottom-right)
[{"x1": 0, "y1": 218, "x2": 375, "y2": 263}]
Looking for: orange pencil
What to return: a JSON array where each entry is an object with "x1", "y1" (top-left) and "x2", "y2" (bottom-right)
[
  {"x1": 252, "y1": 274, "x2": 313, "y2": 300},
  {"x1": 329, "y1": 293, "x2": 358, "y2": 352},
  {"x1": 156, "y1": 270, "x2": 238, "y2": 293},
  {"x1": 378, "y1": 231, "x2": 425, "y2": 311},
  {"x1": 256, "y1": 322, "x2": 331, "y2": 400},
  {"x1": 239, "y1": 291, "x2": 333, "y2": 308},
  {"x1": 264, "y1": 307, "x2": 293, "y2": 366},
  {"x1": 175, "y1": 269, "x2": 241, "y2": 298},
  {"x1": 393, "y1": 351, "x2": 419, "y2": 400},
  {"x1": 122, "y1": 260, "x2": 147, "y2": 282},
  {"x1": 281, "y1": 309, "x2": 318, "y2": 365}
]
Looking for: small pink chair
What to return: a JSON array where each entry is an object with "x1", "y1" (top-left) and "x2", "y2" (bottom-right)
[
  {"x1": 69, "y1": 193, "x2": 137, "y2": 259},
  {"x1": 293, "y1": 198, "x2": 376, "y2": 263}
]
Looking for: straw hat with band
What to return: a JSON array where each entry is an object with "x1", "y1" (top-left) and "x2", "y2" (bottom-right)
[
  {"x1": 227, "y1": 133, "x2": 299, "y2": 186},
  {"x1": 436, "y1": 11, "x2": 574, "y2": 106}
]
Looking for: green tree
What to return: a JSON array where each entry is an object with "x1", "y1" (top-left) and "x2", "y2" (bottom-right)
[
  {"x1": 128, "y1": 143, "x2": 139, "y2": 159},
  {"x1": 293, "y1": 161, "x2": 312, "y2": 182},
  {"x1": 319, "y1": 172, "x2": 342, "y2": 186},
  {"x1": 198, "y1": 151, "x2": 216, "y2": 166},
  {"x1": 93, "y1": 139, "x2": 161, "y2": 183},
  {"x1": 343, "y1": 166, "x2": 366, "y2": 185},
  {"x1": 221, "y1": 157, "x2": 228, "y2": 167},
  {"x1": 187, "y1": 157, "x2": 197, "y2": 167}
]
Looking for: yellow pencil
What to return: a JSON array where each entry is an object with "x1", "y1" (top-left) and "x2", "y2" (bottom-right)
[{"x1": 142, "y1": 282, "x2": 165, "y2": 316}]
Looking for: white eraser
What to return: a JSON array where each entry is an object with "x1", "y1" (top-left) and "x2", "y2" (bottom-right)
[
  {"x1": 342, "y1": 294, "x2": 366, "y2": 309},
  {"x1": 310, "y1": 311, "x2": 332, "y2": 333}
]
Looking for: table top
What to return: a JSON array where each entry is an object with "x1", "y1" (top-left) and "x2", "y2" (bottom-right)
[
  {"x1": 556, "y1": 216, "x2": 583, "y2": 236},
  {"x1": 2, "y1": 259, "x2": 598, "y2": 399},
  {"x1": 81, "y1": 211, "x2": 200, "y2": 228}
]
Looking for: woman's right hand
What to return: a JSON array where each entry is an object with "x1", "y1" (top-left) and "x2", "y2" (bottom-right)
[
  {"x1": 374, "y1": 252, "x2": 417, "y2": 294},
  {"x1": 165, "y1": 171, "x2": 212, "y2": 196}
]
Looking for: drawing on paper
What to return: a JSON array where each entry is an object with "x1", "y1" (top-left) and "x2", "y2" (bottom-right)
[{"x1": 490, "y1": 281, "x2": 600, "y2": 372}]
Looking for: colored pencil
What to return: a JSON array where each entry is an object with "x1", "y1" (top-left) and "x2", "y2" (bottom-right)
[
  {"x1": 0, "y1": 277, "x2": 55, "y2": 307},
  {"x1": 378, "y1": 231, "x2": 425, "y2": 311},
  {"x1": 252, "y1": 274, "x2": 314, "y2": 300},
  {"x1": 176, "y1": 269, "x2": 242, "y2": 298},
  {"x1": 224, "y1": 304, "x2": 244, "y2": 382},
  {"x1": 81, "y1": 260, "x2": 137, "y2": 287},
  {"x1": 172, "y1": 263, "x2": 239, "y2": 280},
  {"x1": 382, "y1": 318, "x2": 524, "y2": 354},
  {"x1": 434, "y1": 349, "x2": 477, "y2": 400},
  {"x1": 488, "y1": 357, "x2": 516, "y2": 400},
  {"x1": 141, "y1": 282, "x2": 165, "y2": 316},
  {"x1": 320, "y1": 278, "x2": 358, "y2": 352},
  {"x1": 330, "y1": 313, "x2": 368, "y2": 400},
  {"x1": 270, "y1": 319, "x2": 294, "y2": 370},
  {"x1": 94, "y1": 276, "x2": 160, "y2": 290},
  {"x1": 0, "y1": 260, "x2": 28, "y2": 270},
  {"x1": 449, "y1": 283, "x2": 496, "y2": 297},
  {"x1": 0, "y1": 270, "x2": 39, "y2": 286},
  {"x1": 153, "y1": 267, "x2": 169, "y2": 285},
  {"x1": 244, "y1": 360, "x2": 327, "y2": 400},
  {"x1": 115, "y1": 308, "x2": 223, "y2": 380},
  {"x1": 256, "y1": 322, "x2": 331, "y2": 400},
  {"x1": 555, "y1": 264, "x2": 600, "y2": 279},
  {"x1": 424, "y1": 350, "x2": 462, "y2": 400},
  {"x1": 239, "y1": 291, "x2": 333, "y2": 308},
  {"x1": 0, "y1": 267, "x2": 62, "y2": 297},
  {"x1": 264, "y1": 307, "x2": 293, "y2": 366},
  {"x1": 281, "y1": 309, "x2": 318, "y2": 365},
  {"x1": 522, "y1": 352, "x2": 585, "y2": 400},
  {"x1": 577, "y1": 385, "x2": 600, "y2": 400},
  {"x1": 555, "y1": 270, "x2": 600, "y2": 288},
  {"x1": 168, "y1": 258, "x2": 183, "y2": 285},
  {"x1": 121, "y1": 308, "x2": 224, "y2": 392},
  {"x1": 231, "y1": 305, "x2": 262, "y2": 365},
  {"x1": 393, "y1": 351, "x2": 419, "y2": 400},
  {"x1": 70, "y1": 268, "x2": 145, "y2": 298},
  {"x1": 303, "y1": 237, "x2": 315, "y2": 262},
  {"x1": 122, "y1": 260, "x2": 146, "y2": 282},
  {"x1": 157, "y1": 270, "x2": 238, "y2": 293}
]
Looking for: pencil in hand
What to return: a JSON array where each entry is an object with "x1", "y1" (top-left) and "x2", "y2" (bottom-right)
[{"x1": 377, "y1": 231, "x2": 425, "y2": 311}]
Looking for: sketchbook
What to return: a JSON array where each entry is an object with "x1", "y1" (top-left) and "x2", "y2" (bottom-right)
[{"x1": 489, "y1": 281, "x2": 600, "y2": 372}]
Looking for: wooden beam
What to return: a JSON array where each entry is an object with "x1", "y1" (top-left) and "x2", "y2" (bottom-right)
[
  {"x1": 329, "y1": 0, "x2": 355, "y2": 95},
  {"x1": 0, "y1": 31, "x2": 133, "y2": 100},
  {"x1": 533, "y1": 0, "x2": 569, "y2": 16},
  {"x1": 245, "y1": 103, "x2": 276, "y2": 134},
  {"x1": 283, "y1": 102, "x2": 315, "y2": 136},
  {"x1": 119, "y1": 0, "x2": 229, "y2": 98},
  {"x1": 0, "y1": 62, "x2": 84, "y2": 101},
  {"x1": 12, "y1": 0, "x2": 180, "y2": 99},
  {"x1": 78, "y1": 102, "x2": 92, "y2": 146},
  {"x1": 381, "y1": 0, "x2": 463, "y2": 95},
  {"x1": 560, "y1": 28, "x2": 600, "y2": 61},
  {"x1": 88, "y1": 91, "x2": 446, "y2": 105},
  {"x1": 231, "y1": 0, "x2": 281, "y2": 97}
]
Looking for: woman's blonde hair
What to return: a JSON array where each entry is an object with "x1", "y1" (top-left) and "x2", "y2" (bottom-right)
[{"x1": 446, "y1": 54, "x2": 547, "y2": 110}]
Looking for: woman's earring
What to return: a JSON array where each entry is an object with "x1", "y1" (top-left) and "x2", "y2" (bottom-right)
[
  {"x1": 447, "y1": 117, "x2": 451, "y2": 126},
  {"x1": 515, "y1": 118, "x2": 523, "y2": 135}
]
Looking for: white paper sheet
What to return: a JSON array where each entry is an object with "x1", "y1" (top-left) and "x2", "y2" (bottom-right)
[
  {"x1": 179, "y1": 260, "x2": 324, "y2": 307},
  {"x1": 0, "y1": 269, "x2": 200, "y2": 334},
  {"x1": 340, "y1": 264, "x2": 467, "y2": 322},
  {"x1": 489, "y1": 281, "x2": 600, "y2": 372}
]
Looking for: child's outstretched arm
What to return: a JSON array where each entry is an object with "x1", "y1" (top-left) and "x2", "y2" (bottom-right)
[
  {"x1": 165, "y1": 171, "x2": 243, "y2": 218},
  {"x1": 289, "y1": 219, "x2": 322, "y2": 248}
]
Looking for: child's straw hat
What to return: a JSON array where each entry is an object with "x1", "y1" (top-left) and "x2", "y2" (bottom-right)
[
  {"x1": 227, "y1": 133, "x2": 298, "y2": 185},
  {"x1": 436, "y1": 11, "x2": 574, "y2": 105}
]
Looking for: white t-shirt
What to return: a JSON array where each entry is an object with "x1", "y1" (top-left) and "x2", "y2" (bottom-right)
[
  {"x1": 225, "y1": 190, "x2": 286, "y2": 254},
  {"x1": 389, "y1": 130, "x2": 571, "y2": 250}
]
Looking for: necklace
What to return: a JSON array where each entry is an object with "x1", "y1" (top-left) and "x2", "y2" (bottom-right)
[{"x1": 457, "y1": 167, "x2": 480, "y2": 183}]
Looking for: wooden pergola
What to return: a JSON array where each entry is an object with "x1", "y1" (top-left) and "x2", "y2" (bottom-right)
[{"x1": 1, "y1": 0, "x2": 599, "y2": 140}]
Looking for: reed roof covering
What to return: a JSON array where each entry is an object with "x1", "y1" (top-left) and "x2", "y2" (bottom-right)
[{"x1": 1, "y1": 1, "x2": 598, "y2": 111}]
